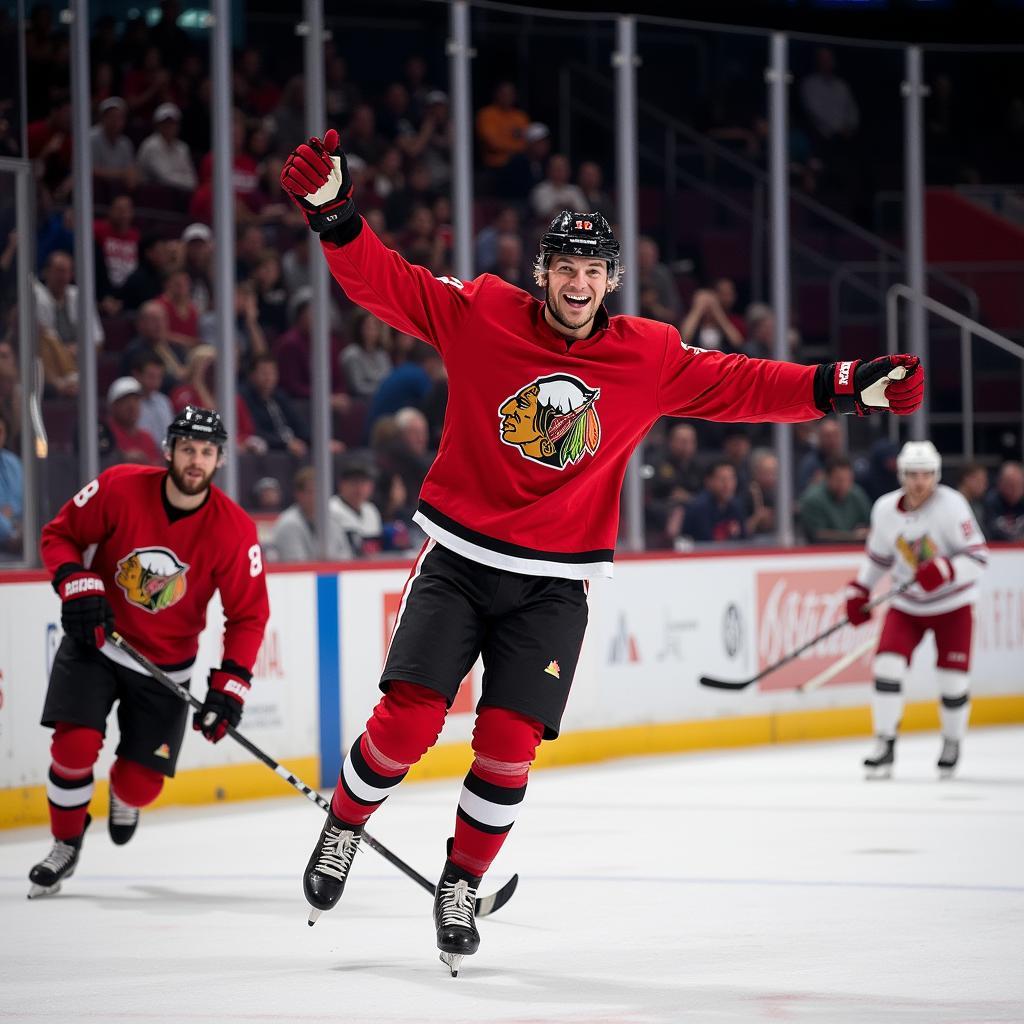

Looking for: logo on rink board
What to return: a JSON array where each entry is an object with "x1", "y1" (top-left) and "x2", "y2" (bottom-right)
[
  {"x1": 608, "y1": 613, "x2": 641, "y2": 665},
  {"x1": 115, "y1": 547, "x2": 190, "y2": 613}
]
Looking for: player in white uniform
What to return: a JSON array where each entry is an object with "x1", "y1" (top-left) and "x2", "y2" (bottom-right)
[{"x1": 845, "y1": 441, "x2": 988, "y2": 778}]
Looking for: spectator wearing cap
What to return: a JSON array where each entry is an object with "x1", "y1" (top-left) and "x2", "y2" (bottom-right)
[
  {"x1": 252, "y1": 476, "x2": 283, "y2": 514},
  {"x1": 476, "y1": 81, "x2": 530, "y2": 169},
  {"x1": 93, "y1": 193, "x2": 140, "y2": 292},
  {"x1": 137, "y1": 102, "x2": 198, "y2": 191},
  {"x1": 181, "y1": 223, "x2": 213, "y2": 314},
  {"x1": 90, "y1": 97, "x2": 137, "y2": 190},
  {"x1": 330, "y1": 458, "x2": 384, "y2": 557},
  {"x1": 398, "y1": 89, "x2": 452, "y2": 191},
  {"x1": 104, "y1": 376, "x2": 164, "y2": 466},
  {"x1": 130, "y1": 349, "x2": 175, "y2": 448},
  {"x1": 275, "y1": 288, "x2": 349, "y2": 413},
  {"x1": 270, "y1": 466, "x2": 353, "y2": 563},
  {"x1": 529, "y1": 154, "x2": 588, "y2": 222}
]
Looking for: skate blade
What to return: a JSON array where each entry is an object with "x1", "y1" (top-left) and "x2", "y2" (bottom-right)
[
  {"x1": 938, "y1": 766, "x2": 957, "y2": 780},
  {"x1": 864, "y1": 765, "x2": 893, "y2": 780},
  {"x1": 27, "y1": 880, "x2": 62, "y2": 899},
  {"x1": 439, "y1": 952, "x2": 463, "y2": 978},
  {"x1": 307, "y1": 907, "x2": 322, "y2": 927}
]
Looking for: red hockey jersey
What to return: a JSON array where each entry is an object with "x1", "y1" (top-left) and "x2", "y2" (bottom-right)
[
  {"x1": 41, "y1": 465, "x2": 269, "y2": 679},
  {"x1": 323, "y1": 221, "x2": 823, "y2": 578}
]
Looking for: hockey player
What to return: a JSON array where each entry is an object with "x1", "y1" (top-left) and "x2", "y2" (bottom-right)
[
  {"x1": 846, "y1": 441, "x2": 988, "y2": 779},
  {"x1": 28, "y1": 407, "x2": 270, "y2": 898},
  {"x1": 280, "y1": 130, "x2": 925, "y2": 975}
]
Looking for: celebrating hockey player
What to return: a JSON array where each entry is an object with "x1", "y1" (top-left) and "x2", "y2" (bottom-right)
[
  {"x1": 280, "y1": 129, "x2": 925, "y2": 975},
  {"x1": 846, "y1": 440, "x2": 988, "y2": 779},
  {"x1": 28, "y1": 407, "x2": 270, "y2": 898}
]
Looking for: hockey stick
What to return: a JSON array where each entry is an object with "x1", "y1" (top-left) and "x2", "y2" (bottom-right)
[
  {"x1": 699, "y1": 580, "x2": 913, "y2": 691},
  {"x1": 795, "y1": 635, "x2": 876, "y2": 694},
  {"x1": 107, "y1": 631, "x2": 518, "y2": 918}
]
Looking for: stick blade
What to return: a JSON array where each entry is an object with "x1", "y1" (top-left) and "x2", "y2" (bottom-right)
[
  {"x1": 698, "y1": 675, "x2": 755, "y2": 691},
  {"x1": 475, "y1": 873, "x2": 518, "y2": 918}
]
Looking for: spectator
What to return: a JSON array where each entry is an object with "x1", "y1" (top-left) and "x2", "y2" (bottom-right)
[
  {"x1": 39, "y1": 326, "x2": 79, "y2": 398},
  {"x1": 366, "y1": 340, "x2": 439, "y2": 433},
  {"x1": 136, "y1": 102, "x2": 197, "y2": 191},
  {"x1": 637, "y1": 236, "x2": 681, "y2": 324},
  {"x1": 800, "y1": 47, "x2": 860, "y2": 144},
  {"x1": 325, "y1": 55, "x2": 360, "y2": 133},
  {"x1": 104, "y1": 376, "x2": 164, "y2": 466},
  {"x1": 252, "y1": 476, "x2": 283, "y2": 513},
  {"x1": 577, "y1": 161, "x2": 611, "y2": 211},
  {"x1": 201, "y1": 279, "x2": 268, "y2": 368},
  {"x1": 743, "y1": 303, "x2": 787, "y2": 360},
  {"x1": 129, "y1": 349, "x2": 174, "y2": 448},
  {"x1": 493, "y1": 233, "x2": 527, "y2": 287},
  {"x1": 384, "y1": 162, "x2": 436, "y2": 234},
  {"x1": 714, "y1": 277, "x2": 746, "y2": 337},
  {"x1": 378, "y1": 406, "x2": 433, "y2": 499},
  {"x1": 684, "y1": 461, "x2": 747, "y2": 543},
  {"x1": 93, "y1": 193, "x2": 140, "y2": 292},
  {"x1": 181, "y1": 222, "x2": 213, "y2": 314},
  {"x1": 0, "y1": 336, "x2": 21, "y2": 445},
  {"x1": 475, "y1": 206, "x2": 521, "y2": 275},
  {"x1": 33, "y1": 250, "x2": 105, "y2": 352},
  {"x1": 120, "y1": 299, "x2": 187, "y2": 385},
  {"x1": 342, "y1": 308, "x2": 393, "y2": 400},
  {"x1": 377, "y1": 82, "x2": 416, "y2": 142},
  {"x1": 27, "y1": 94, "x2": 72, "y2": 194},
  {"x1": 90, "y1": 96, "x2": 137, "y2": 190},
  {"x1": 345, "y1": 103, "x2": 388, "y2": 166},
  {"x1": 799, "y1": 456, "x2": 871, "y2": 543},
  {"x1": 376, "y1": 470, "x2": 420, "y2": 552},
  {"x1": 234, "y1": 47, "x2": 281, "y2": 118},
  {"x1": 858, "y1": 437, "x2": 900, "y2": 500},
  {"x1": 399, "y1": 89, "x2": 452, "y2": 191},
  {"x1": 529, "y1": 154, "x2": 588, "y2": 222},
  {"x1": 983, "y1": 461, "x2": 1024, "y2": 541},
  {"x1": 193, "y1": 110, "x2": 262, "y2": 222},
  {"x1": 240, "y1": 353, "x2": 309, "y2": 458},
  {"x1": 122, "y1": 45, "x2": 176, "y2": 121},
  {"x1": 251, "y1": 253, "x2": 289, "y2": 337},
  {"x1": 722, "y1": 425, "x2": 753, "y2": 495},
  {"x1": 235, "y1": 223, "x2": 265, "y2": 282},
  {"x1": 495, "y1": 121, "x2": 551, "y2": 200},
  {"x1": 330, "y1": 457, "x2": 384, "y2": 556},
  {"x1": 679, "y1": 288, "x2": 742, "y2": 351},
  {"x1": 0, "y1": 411, "x2": 23, "y2": 555},
  {"x1": 270, "y1": 466, "x2": 353, "y2": 563},
  {"x1": 275, "y1": 288, "x2": 349, "y2": 412},
  {"x1": 746, "y1": 448, "x2": 779, "y2": 537},
  {"x1": 120, "y1": 234, "x2": 170, "y2": 311},
  {"x1": 650, "y1": 421, "x2": 703, "y2": 504},
  {"x1": 797, "y1": 416, "x2": 844, "y2": 492},
  {"x1": 156, "y1": 269, "x2": 200, "y2": 349},
  {"x1": 281, "y1": 229, "x2": 311, "y2": 295},
  {"x1": 476, "y1": 81, "x2": 530, "y2": 170},
  {"x1": 957, "y1": 462, "x2": 989, "y2": 531}
]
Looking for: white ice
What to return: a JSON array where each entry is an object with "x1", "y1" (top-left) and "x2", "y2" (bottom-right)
[{"x1": 3, "y1": 727, "x2": 1023, "y2": 1024}]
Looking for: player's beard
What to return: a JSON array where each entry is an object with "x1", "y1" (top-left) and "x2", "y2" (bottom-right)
[
  {"x1": 545, "y1": 285, "x2": 600, "y2": 334},
  {"x1": 168, "y1": 460, "x2": 217, "y2": 496}
]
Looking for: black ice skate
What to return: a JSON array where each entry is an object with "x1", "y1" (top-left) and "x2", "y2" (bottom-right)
[
  {"x1": 937, "y1": 737, "x2": 960, "y2": 779},
  {"x1": 434, "y1": 846, "x2": 482, "y2": 978},
  {"x1": 863, "y1": 736, "x2": 896, "y2": 779},
  {"x1": 108, "y1": 791, "x2": 140, "y2": 845},
  {"x1": 27, "y1": 814, "x2": 91, "y2": 899},
  {"x1": 303, "y1": 811, "x2": 362, "y2": 926}
]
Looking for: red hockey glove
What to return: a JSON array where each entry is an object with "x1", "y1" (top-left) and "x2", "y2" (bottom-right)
[
  {"x1": 280, "y1": 129, "x2": 356, "y2": 233},
  {"x1": 193, "y1": 666, "x2": 251, "y2": 743},
  {"x1": 55, "y1": 563, "x2": 114, "y2": 648},
  {"x1": 817, "y1": 354, "x2": 923, "y2": 416},
  {"x1": 845, "y1": 581, "x2": 872, "y2": 626},
  {"x1": 915, "y1": 556, "x2": 954, "y2": 593}
]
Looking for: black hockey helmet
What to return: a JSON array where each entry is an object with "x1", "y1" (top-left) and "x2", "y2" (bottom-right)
[
  {"x1": 165, "y1": 405, "x2": 228, "y2": 450},
  {"x1": 538, "y1": 210, "x2": 621, "y2": 277}
]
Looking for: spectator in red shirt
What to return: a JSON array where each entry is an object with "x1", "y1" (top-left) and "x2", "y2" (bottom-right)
[
  {"x1": 104, "y1": 376, "x2": 164, "y2": 466},
  {"x1": 275, "y1": 289, "x2": 350, "y2": 413},
  {"x1": 156, "y1": 269, "x2": 200, "y2": 349},
  {"x1": 93, "y1": 194, "x2": 140, "y2": 292}
]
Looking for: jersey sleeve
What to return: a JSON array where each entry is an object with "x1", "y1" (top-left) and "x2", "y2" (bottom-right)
[
  {"x1": 40, "y1": 471, "x2": 117, "y2": 578},
  {"x1": 856, "y1": 498, "x2": 895, "y2": 591},
  {"x1": 215, "y1": 513, "x2": 271, "y2": 675},
  {"x1": 657, "y1": 328, "x2": 822, "y2": 422},
  {"x1": 320, "y1": 217, "x2": 482, "y2": 357},
  {"x1": 944, "y1": 490, "x2": 989, "y2": 584}
]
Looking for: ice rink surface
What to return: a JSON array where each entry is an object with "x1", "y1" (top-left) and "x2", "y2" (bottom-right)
[{"x1": 3, "y1": 727, "x2": 1023, "y2": 1024}]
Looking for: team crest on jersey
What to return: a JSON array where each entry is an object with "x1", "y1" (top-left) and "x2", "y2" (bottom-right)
[
  {"x1": 895, "y1": 533, "x2": 937, "y2": 570},
  {"x1": 498, "y1": 373, "x2": 602, "y2": 470},
  {"x1": 115, "y1": 547, "x2": 189, "y2": 613}
]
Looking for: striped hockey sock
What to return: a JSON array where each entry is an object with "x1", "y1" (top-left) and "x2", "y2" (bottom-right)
[
  {"x1": 47, "y1": 724, "x2": 103, "y2": 841},
  {"x1": 452, "y1": 764, "x2": 528, "y2": 877},
  {"x1": 330, "y1": 734, "x2": 409, "y2": 826}
]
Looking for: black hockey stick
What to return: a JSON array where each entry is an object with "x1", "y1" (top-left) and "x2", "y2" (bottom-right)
[
  {"x1": 107, "y1": 631, "x2": 518, "y2": 918},
  {"x1": 698, "y1": 580, "x2": 913, "y2": 691}
]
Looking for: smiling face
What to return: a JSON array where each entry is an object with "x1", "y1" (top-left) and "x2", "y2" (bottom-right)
[{"x1": 543, "y1": 255, "x2": 610, "y2": 339}]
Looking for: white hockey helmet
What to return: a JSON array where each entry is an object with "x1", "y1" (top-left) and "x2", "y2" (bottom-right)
[{"x1": 897, "y1": 440, "x2": 941, "y2": 483}]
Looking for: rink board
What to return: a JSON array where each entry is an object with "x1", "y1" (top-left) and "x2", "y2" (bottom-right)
[{"x1": 2, "y1": 547, "x2": 1023, "y2": 826}]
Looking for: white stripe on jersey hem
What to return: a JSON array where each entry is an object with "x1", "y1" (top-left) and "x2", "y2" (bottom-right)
[
  {"x1": 46, "y1": 778, "x2": 95, "y2": 807},
  {"x1": 384, "y1": 538, "x2": 435, "y2": 664},
  {"x1": 413, "y1": 510, "x2": 613, "y2": 581},
  {"x1": 100, "y1": 642, "x2": 193, "y2": 683},
  {"x1": 458, "y1": 786, "x2": 520, "y2": 829},
  {"x1": 341, "y1": 750, "x2": 396, "y2": 804}
]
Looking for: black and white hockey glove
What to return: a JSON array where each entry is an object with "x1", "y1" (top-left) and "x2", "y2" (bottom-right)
[
  {"x1": 280, "y1": 128, "x2": 357, "y2": 233},
  {"x1": 54, "y1": 562, "x2": 114, "y2": 648},
  {"x1": 193, "y1": 664, "x2": 251, "y2": 744},
  {"x1": 815, "y1": 354, "x2": 924, "y2": 416}
]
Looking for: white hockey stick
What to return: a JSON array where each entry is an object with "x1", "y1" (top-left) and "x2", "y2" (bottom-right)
[{"x1": 796, "y1": 636, "x2": 876, "y2": 694}]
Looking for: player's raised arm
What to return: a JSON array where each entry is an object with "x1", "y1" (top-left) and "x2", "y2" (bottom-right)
[{"x1": 280, "y1": 129, "x2": 478, "y2": 354}]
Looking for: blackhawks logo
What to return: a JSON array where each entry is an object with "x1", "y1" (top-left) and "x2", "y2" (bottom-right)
[
  {"x1": 115, "y1": 547, "x2": 189, "y2": 613},
  {"x1": 498, "y1": 373, "x2": 602, "y2": 470},
  {"x1": 896, "y1": 533, "x2": 937, "y2": 570}
]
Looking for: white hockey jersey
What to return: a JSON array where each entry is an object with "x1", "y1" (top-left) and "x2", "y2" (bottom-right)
[{"x1": 856, "y1": 484, "x2": 988, "y2": 616}]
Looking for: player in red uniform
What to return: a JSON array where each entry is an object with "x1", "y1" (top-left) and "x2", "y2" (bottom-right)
[
  {"x1": 28, "y1": 407, "x2": 270, "y2": 898},
  {"x1": 280, "y1": 131, "x2": 925, "y2": 975}
]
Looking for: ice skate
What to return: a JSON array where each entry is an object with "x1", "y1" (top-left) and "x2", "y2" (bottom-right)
[
  {"x1": 28, "y1": 815, "x2": 91, "y2": 899},
  {"x1": 434, "y1": 850, "x2": 482, "y2": 978},
  {"x1": 937, "y1": 737, "x2": 960, "y2": 779},
  {"x1": 863, "y1": 736, "x2": 895, "y2": 779},
  {"x1": 303, "y1": 811, "x2": 362, "y2": 925},
  {"x1": 108, "y1": 791, "x2": 140, "y2": 846}
]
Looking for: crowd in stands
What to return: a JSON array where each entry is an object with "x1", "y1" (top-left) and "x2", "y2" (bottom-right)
[{"x1": 0, "y1": 4, "x2": 1023, "y2": 561}]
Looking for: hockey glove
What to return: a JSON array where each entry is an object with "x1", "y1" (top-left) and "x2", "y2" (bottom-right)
[
  {"x1": 816, "y1": 354, "x2": 924, "y2": 416},
  {"x1": 915, "y1": 556, "x2": 954, "y2": 593},
  {"x1": 55, "y1": 563, "x2": 114, "y2": 648},
  {"x1": 845, "y1": 581, "x2": 872, "y2": 626},
  {"x1": 193, "y1": 665, "x2": 251, "y2": 744},
  {"x1": 280, "y1": 129, "x2": 356, "y2": 233}
]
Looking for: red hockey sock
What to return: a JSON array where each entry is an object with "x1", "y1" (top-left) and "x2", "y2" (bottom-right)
[
  {"x1": 47, "y1": 723, "x2": 103, "y2": 841},
  {"x1": 330, "y1": 681, "x2": 448, "y2": 826},
  {"x1": 451, "y1": 707, "x2": 544, "y2": 877},
  {"x1": 109, "y1": 758, "x2": 165, "y2": 808}
]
